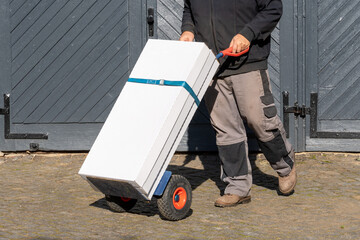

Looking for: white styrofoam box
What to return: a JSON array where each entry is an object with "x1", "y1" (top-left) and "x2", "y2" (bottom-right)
[{"x1": 79, "y1": 39, "x2": 219, "y2": 199}]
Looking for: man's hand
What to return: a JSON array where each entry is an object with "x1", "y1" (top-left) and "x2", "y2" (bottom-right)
[
  {"x1": 229, "y1": 34, "x2": 250, "y2": 53},
  {"x1": 179, "y1": 31, "x2": 195, "y2": 42}
]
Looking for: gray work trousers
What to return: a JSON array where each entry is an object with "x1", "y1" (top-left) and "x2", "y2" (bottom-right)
[{"x1": 204, "y1": 70, "x2": 294, "y2": 197}]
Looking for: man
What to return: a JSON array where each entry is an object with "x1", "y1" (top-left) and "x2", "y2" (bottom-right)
[{"x1": 180, "y1": 0, "x2": 297, "y2": 207}]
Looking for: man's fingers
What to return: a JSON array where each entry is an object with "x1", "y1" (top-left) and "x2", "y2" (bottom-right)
[
  {"x1": 232, "y1": 42, "x2": 243, "y2": 53},
  {"x1": 179, "y1": 35, "x2": 189, "y2": 41},
  {"x1": 180, "y1": 36, "x2": 187, "y2": 41},
  {"x1": 229, "y1": 38, "x2": 240, "y2": 53},
  {"x1": 234, "y1": 44, "x2": 240, "y2": 53},
  {"x1": 229, "y1": 34, "x2": 250, "y2": 53},
  {"x1": 237, "y1": 43, "x2": 248, "y2": 52},
  {"x1": 179, "y1": 31, "x2": 194, "y2": 42},
  {"x1": 231, "y1": 43, "x2": 237, "y2": 53}
]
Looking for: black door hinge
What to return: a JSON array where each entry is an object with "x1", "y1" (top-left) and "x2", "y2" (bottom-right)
[{"x1": 0, "y1": 94, "x2": 48, "y2": 140}]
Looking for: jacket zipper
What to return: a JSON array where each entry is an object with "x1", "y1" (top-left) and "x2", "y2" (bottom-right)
[{"x1": 210, "y1": 0, "x2": 219, "y2": 53}]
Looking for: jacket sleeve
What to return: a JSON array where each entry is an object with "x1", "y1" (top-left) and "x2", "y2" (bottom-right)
[
  {"x1": 181, "y1": 0, "x2": 195, "y2": 34},
  {"x1": 239, "y1": 0, "x2": 282, "y2": 42}
]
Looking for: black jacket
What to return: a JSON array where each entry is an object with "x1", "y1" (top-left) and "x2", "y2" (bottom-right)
[{"x1": 181, "y1": 0, "x2": 282, "y2": 77}]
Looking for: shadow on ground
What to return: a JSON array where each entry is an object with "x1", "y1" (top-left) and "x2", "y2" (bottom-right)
[
  {"x1": 90, "y1": 152, "x2": 278, "y2": 218},
  {"x1": 175, "y1": 153, "x2": 278, "y2": 193}
]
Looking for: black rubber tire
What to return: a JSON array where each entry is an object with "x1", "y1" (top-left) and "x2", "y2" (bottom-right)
[
  {"x1": 105, "y1": 195, "x2": 137, "y2": 213},
  {"x1": 157, "y1": 175, "x2": 192, "y2": 221}
]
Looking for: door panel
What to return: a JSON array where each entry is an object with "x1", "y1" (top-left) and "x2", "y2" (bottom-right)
[
  {"x1": 305, "y1": 0, "x2": 360, "y2": 151},
  {"x1": 0, "y1": 0, "x2": 146, "y2": 151}
]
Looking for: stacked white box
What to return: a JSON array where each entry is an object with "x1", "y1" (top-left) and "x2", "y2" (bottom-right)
[{"x1": 79, "y1": 39, "x2": 219, "y2": 200}]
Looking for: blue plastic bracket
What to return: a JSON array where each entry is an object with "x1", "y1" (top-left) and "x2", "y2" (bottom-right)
[{"x1": 153, "y1": 171, "x2": 172, "y2": 197}]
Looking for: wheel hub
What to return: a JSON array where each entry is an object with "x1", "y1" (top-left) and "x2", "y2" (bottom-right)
[{"x1": 172, "y1": 187, "x2": 187, "y2": 210}]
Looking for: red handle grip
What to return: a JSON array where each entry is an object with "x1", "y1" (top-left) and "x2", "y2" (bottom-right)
[{"x1": 220, "y1": 47, "x2": 249, "y2": 57}]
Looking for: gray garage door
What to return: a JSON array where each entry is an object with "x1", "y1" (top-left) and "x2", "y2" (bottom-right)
[
  {"x1": 1, "y1": 0, "x2": 359, "y2": 152},
  {"x1": 0, "y1": 0, "x2": 147, "y2": 151}
]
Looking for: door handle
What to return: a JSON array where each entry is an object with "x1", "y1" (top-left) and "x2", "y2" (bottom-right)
[{"x1": 147, "y1": 8, "x2": 154, "y2": 37}]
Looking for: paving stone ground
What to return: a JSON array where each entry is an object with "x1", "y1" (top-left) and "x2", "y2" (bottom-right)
[{"x1": 0, "y1": 152, "x2": 359, "y2": 240}]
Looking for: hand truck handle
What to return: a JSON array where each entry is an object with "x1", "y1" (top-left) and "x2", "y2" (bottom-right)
[{"x1": 216, "y1": 47, "x2": 249, "y2": 59}]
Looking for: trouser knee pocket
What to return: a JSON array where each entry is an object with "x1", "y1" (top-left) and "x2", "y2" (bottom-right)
[{"x1": 218, "y1": 141, "x2": 248, "y2": 178}]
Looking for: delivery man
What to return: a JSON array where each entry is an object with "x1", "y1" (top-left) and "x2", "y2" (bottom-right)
[{"x1": 180, "y1": 0, "x2": 297, "y2": 207}]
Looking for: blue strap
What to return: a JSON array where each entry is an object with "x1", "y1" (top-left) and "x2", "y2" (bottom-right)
[{"x1": 128, "y1": 78, "x2": 200, "y2": 106}]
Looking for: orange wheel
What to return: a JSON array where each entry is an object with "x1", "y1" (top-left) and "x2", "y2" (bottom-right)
[
  {"x1": 105, "y1": 195, "x2": 137, "y2": 212},
  {"x1": 120, "y1": 197, "x2": 132, "y2": 202},
  {"x1": 172, "y1": 187, "x2": 187, "y2": 210},
  {"x1": 157, "y1": 175, "x2": 192, "y2": 221}
]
